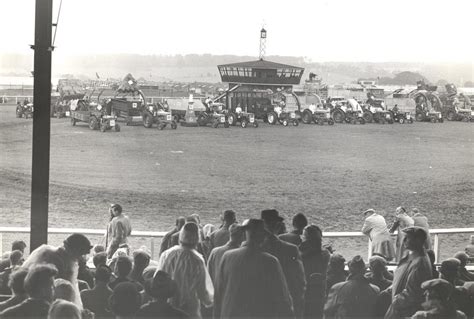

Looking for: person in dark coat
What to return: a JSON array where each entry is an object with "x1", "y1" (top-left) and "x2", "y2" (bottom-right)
[
  {"x1": 438, "y1": 258, "x2": 472, "y2": 318},
  {"x1": 109, "y1": 282, "x2": 142, "y2": 319},
  {"x1": 109, "y1": 256, "x2": 143, "y2": 291},
  {"x1": 214, "y1": 219, "x2": 293, "y2": 318},
  {"x1": 0, "y1": 241, "x2": 27, "y2": 273},
  {"x1": 0, "y1": 268, "x2": 28, "y2": 312},
  {"x1": 137, "y1": 270, "x2": 189, "y2": 318},
  {"x1": 0, "y1": 264, "x2": 57, "y2": 319},
  {"x1": 411, "y1": 208, "x2": 432, "y2": 250},
  {"x1": 261, "y1": 209, "x2": 306, "y2": 317},
  {"x1": 77, "y1": 257, "x2": 94, "y2": 290},
  {"x1": 159, "y1": 217, "x2": 186, "y2": 256},
  {"x1": 209, "y1": 210, "x2": 237, "y2": 251},
  {"x1": 207, "y1": 223, "x2": 244, "y2": 284},
  {"x1": 385, "y1": 226, "x2": 432, "y2": 319},
  {"x1": 324, "y1": 255, "x2": 380, "y2": 318},
  {"x1": 299, "y1": 224, "x2": 330, "y2": 318},
  {"x1": 279, "y1": 213, "x2": 308, "y2": 246},
  {"x1": 426, "y1": 250, "x2": 440, "y2": 279},
  {"x1": 0, "y1": 251, "x2": 23, "y2": 295},
  {"x1": 365, "y1": 255, "x2": 392, "y2": 291},
  {"x1": 80, "y1": 265, "x2": 113, "y2": 318},
  {"x1": 326, "y1": 253, "x2": 347, "y2": 293},
  {"x1": 454, "y1": 251, "x2": 474, "y2": 282},
  {"x1": 129, "y1": 250, "x2": 151, "y2": 285}
]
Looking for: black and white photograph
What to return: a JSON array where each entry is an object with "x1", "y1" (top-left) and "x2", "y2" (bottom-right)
[{"x1": 0, "y1": 0, "x2": 473, "y2": 318}]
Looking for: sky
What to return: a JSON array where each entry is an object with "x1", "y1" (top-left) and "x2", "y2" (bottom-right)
[{"x1": 1, "y1": 0, "x2": 473, "y2": 63}]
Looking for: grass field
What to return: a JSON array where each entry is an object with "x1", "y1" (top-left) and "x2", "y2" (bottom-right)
[{"x1": 0, "y1": 104, "x2": 473, "y2": 259}]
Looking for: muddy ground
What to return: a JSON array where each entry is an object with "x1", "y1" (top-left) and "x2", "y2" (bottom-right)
[{"x1": 0, "y1": 104, "x2": 472, "y2": 260}]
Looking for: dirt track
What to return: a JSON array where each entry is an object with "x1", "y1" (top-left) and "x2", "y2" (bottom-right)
[{"x1": 0, "y1": 104, "x2": 473, "y2": 259}]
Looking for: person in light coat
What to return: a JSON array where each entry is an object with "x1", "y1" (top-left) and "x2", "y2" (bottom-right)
[
  {"x1": 361, "y1": 209, "x2": 395, "y2": 261},
  {"x1": 389, "y1": 206, "x2": 414, "y2": 262}
]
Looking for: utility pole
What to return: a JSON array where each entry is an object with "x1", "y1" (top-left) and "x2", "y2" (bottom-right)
[{"x1": 30, "y1": 0, "x2": 53, "y2": 251}]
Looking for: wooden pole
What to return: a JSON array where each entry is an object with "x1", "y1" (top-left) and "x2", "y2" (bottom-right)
[{"x1": 30, "y1": 0, "x2": 53, "y2": 251}]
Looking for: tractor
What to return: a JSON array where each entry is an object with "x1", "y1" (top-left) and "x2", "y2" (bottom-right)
[
  {"x1": 196, "y1": 102, "x2": 229, "y2": 128},
  {"x1": 389, "y1": 105, "x2": 413, "y2": 124},
  {"x1": 142, "y1": 102, "x2": 178, "y2": 130},
  {"x1": 70, "y1": 100, "x2": 120, "y2": 132},
  {"x1": 266, "y1": 92, "x2": 299, "y2": 126},
  {"x1": 16, "y1": 100, "x2": 33, "y2": 119},
  {"x1": 363, "y1": 94, "x2": 394, "y2": 124},
  {"x1": 226, "y1": 105, "x2": 258, "y2": 128}
]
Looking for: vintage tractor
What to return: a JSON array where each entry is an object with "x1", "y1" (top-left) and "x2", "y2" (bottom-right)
[
  {"x1": 108, "y1": 74, "x2": 146, "y2": 125},
  {"x1": 267, "y1": 104, "x2": 299, "y2": 126},
  {"x1": 16, "y1": 101, "x2": 34, "y2": 119},
  {"x1": 142, "y1": 102, "x2": 178, "y2": 130},
  {"x1": 195, "y1": 103, "x2": 229, "y2": 128},
  {"x1": 413, "y1": 91, "x2": 444, "y2": 123},
  {"x1": 266, "y1": 92, "x2": 299, "y2": 126},
  {"x1": 389, "y1": 105, "x2": 413, "y2": 124},
  {"x1": 313, "y1": 107, "x2": 335, "y2": 125},
  {"x1": 335, "y1": 99, "x2": 365, "y2": 124},
  {"x1": 363, "y1": 94, "x2": 394, "y2": 124},
  {"x1": 70, "y1": 101, "x2": 120, "y2": 132},
  {"x1": 299, "y1": 94, "x2": 334, "y2": 125},
  {"x1": 226, "y1": 106, "x2": 258, "y2": 128},
  {"x1": 327, "y1": 97, "x2": 349, "y2": 123},
  {"x1": 51, "y1": 79, "x2": 87, "y2": 118},
  {"x1": 438, "y1": 84, "x2": 473, "y2": 121}
]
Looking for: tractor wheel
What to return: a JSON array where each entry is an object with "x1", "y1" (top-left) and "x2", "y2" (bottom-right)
[
  {"x1": 227, "y1": 113, "x2": 237, "y2": 126},
  {"x1": 171, "y1": 121, "x2": 178, "y2": 129},
  {"x1": 253, "y1": 121, "x2": 259, "y2": 128},
  {"x1": 363, "y1": 111, "x2": 373, "y2": 123},
  {"x1": 89, "y1": 116, "x2": 99, "y2": 130},
  {"x1": 446, "y1": 111, "x2": 455, "y2": 121},
  {"x1": 302, "y1": 110, "x2": 312, "y2": 124},
  {"x1": 241, "y1": 120, "x2": 248, "y2": 128},
  {"x1": 399, "y1": 118, "x2": 405, "y2": 124},
  {"x1": 71, "y1": 118, "x2": 76, "y2": 126},
  {"x1": 332, "y1": 110, "x2": 344, "y2": 123},
  {"x1": 282, "y1": 119, "x2": 289, "y2": 126},
  {"x1": 143, "y1": 114, "x2": 153, "y2": 128},
  {"x1": 100, "y1": 122, "x2": 107, "y2": 132},
  {"x1": 115, "y1": 124, "x2": 121, "y2": 132},
  {"x1": 293, "y1": 120, "x2": 299, "y2": 126},
  {"x1": 415, "y1": 113, "x2": 424, "y2": 122},
  {"x1": 328, "y1": 119, "x2": 335, "y2": 125},
  {"x1": 267, "y1": 112, "x2": 277, "y2": 125}
]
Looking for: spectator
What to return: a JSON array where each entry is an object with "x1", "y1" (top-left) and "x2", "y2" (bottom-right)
[
  {"x1": 207, "y1": 223, "x2": 244, "y2": 284},
  {"x1": 0, "y1": 241, "x2": 27, "y2": 273},
  {"x1": 109, "y1": 256, "x2": 142, "y2": 291},
  {"x1": 214, "y1": 219, "x2": 293, "y2": 318},
  {"x1": 157, "y1": 222, "x2": 213, "y2": 318},
  {"x1": 326, "y1": 254, "x2": 347, "y2": 292},
  {"x1": 454, "y1": 251, "x2": 474, "y2": 282},
  {"x1": 411, "y1": 208, "x2": 432, "y2": 250},
  {"x1": 202, "y1": 224, "x2": 217, "y2": 260},
  {"x1": 465, "y1": 235, "x2": 474, "y2": 258},
  {"x1": 279, "y1": 213, "x2": 308, "y2": 246},
  {"x1": 78, "y1": 257, "x2": 94, "y2": 290},
  {"x1": 53, "y1": 278, "x2": 76, "y2": 302},
  {"x1": 81, "y1": 265, "x2": 113, "y2": 318},
  {"x1": 129, "y1": 251, "x2": 151, "y2": 285},
  {"x1": 261, "y1": 209, "x2": 306, "y2": 317},
  {"x1": 438, "y1": 258, "x2": 472, "y2": 317},
  {"x1": 389, "y1": 206, "x2": 415, "y2": 262},
  {"x1": 411, "y1": 279, "x2": 466, "y2": 319},
  {"x1": 0, "y1": 268, "x2": 28, "y2": 312},
  {"x1": 21, "y1": 233, "x2": 93, "y2": 307},
  {"x1": 106, "y1": 204, "x2": 132, "y2": 259},
  {"x1": 385, "y1": 226, "x2": 432, "y2": 319},
  {"x1": 366, "y1": 255, "x2": 392, "y2": 291},
  {"x1": 109, "y1": 282, "x2": 142, "y2": 319},
  {"x1": 0, "y1": 250, "x2": 24, "y2": 295},
  {"x1": 426, "y1": 250, "x2": 440, "y2": 279},
  {"x1": 299, "y1": 224, "x2": 330, "y2": 318},
  {"x1": 169, "y1": 216, "x2": 205, "y2": 255},
  {"x1": 140, "y1": 266, "x2": 157, "y2": 306},
  {"x1": 93, "y1": 252, "x2": 108, "y2": 270},
  {"x1": 137, "y1": 270, "x2": 189, "y2": 318},
  {"x1": 48, "y1": 299, "x2": 81, "y2": 319},
  {"x1": 324, "y1": 255, "x2": 380, "y2": 318},
  {"x1": 0, "y1": 264, "x2": 57, "y2": 319},
  {"x1": 209, "y1": 210, "x2": 236, "y2": 250},
  {"x1": 159, "y1": 217, "x2": 186, "y2": 256},
  {"x1": 361, "y1": 209, "x2": 395, "y2": 261}
]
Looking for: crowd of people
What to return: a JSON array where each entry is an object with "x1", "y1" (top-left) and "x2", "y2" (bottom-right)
[{"x1": 0, "y1": 205, "x2": 473, "y2": 319}]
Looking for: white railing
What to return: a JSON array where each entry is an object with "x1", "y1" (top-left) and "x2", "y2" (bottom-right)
[{"x1": 1, "y1": 227, "x2": 473, "y2": 262}]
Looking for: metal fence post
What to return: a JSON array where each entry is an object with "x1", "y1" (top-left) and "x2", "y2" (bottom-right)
[
  {"x1": 150, "y1": 238, "x2": 155, "y2": 260},
  {"x1": 367, "y1": 239, "x2": 372, "y2": 260},
  {"x1": 0, "y1": 233, "x2": 3, "y2": 257},
  {"x1": 433, "y1": 234, "x2": 440, "y2": 263}
]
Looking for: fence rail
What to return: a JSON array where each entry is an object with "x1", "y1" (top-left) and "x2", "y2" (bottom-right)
[{"x1": 1, "y1": 227, "x2": 473, "y2": 262}]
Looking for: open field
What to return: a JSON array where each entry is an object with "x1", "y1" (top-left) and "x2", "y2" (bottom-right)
[{"x1": 0, "y1": 104, "x2": 473, "y2": 259}]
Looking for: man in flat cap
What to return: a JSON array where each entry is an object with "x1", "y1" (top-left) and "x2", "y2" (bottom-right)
[
  {"x1": 453, "y1": 251, "x2": 474, "y2": 282},
  {"x1": 361, "y1": 209, "x2": 395, "y2": 261},
  {"x1": 412, "y1": 279, "x2": 467, "y2": 319},
  {"x1": 324, "y1": 255, "x2": 380, "y2": 318},
  {"x1": 385, "y1": 226, "x2": 432, "y2": 319},
  {"x1": 214, "y1": 219, "x2": 293, "y2": 318},
  {"x1": 439, "y1": 258, "x2": 472, "y2": 317},
  {"x1": 209, "y1": 210, "x2": 237, "y2": 251},
  {"x1": 22, "y1": 233, "x2": 93, "y2": 308},
  {"x1": 261, "y1": 209, "x2": 306, "y2": 317}
]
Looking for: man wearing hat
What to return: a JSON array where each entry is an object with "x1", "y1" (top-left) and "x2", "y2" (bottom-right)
[
  {"x1": 261, "y1": 209, "x2": 306, "y2": 318},
  {"x1": 324, "y1": 255, "x2": 380, "y2": 318},
  {"x1": 22, "y1": 233, "x2": 93, "y2": 308},
  {"x1": 411, "y1": 208, "x2": 432, "y2": 250},
  {"x1": 214, "y1": 219, "x2": 293, "y2": 318},
  {"x1": 439, "y1": 258, "x2": 472, "y2": 317},
  {"x1": 106, "y1": 203, "x2": 132, "y2": 259},
  {"x1": 361, "y1": 209, "x2": 395, "y2": 261},
  {"x1": 389, "y1": 206, "x2": 414, "y2": 262},
  {"x1": 412, "y1": 279, "x2": 466, "y2": 319},
  {"x1": 385, "y1": 226, "x2": 432, "y2": 319},
  {"x1": 157, "y1": 222, "x2": 213, "y2": 318},
  {"x1": 279, "y1": 213, "x2": 308, "y2": 246},
  {"x1": 207, "y1": 223, "x2": 244, "y2": 284},
  {"x1": 159, "y1": 216, "x2": 186, "y2": 256},
  {"x1": 454, "y1": 251, "x2": 474, "y2": 282},
  {"x1": 209, "y1": 210, "x2": 237, "y2": 251}
]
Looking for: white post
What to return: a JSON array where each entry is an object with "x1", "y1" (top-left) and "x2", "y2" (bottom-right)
[
  {"x1": 433, "y1": 234, "x2": 440, "y2": 263},
  {"x1": 150, "y1": 238, "x2": 155, "y2": 260},
  {"x1": 367, "y1": 239, "x2": 372, "y2": 260}
]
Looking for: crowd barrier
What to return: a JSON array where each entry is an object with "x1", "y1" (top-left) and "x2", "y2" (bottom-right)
[{"x1": 0, "y1": 226, "x2": 473, "y2": 264}]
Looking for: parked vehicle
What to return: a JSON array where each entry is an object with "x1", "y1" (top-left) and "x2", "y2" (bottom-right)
[
  {"x1": 313, "y1": 108, "x2": 335, "y2": 125},
  {"x1": 227, "y1": 106, "x2": 258, "y2": 128},
  {"x1": 389, "y1": 106, "x2": 413, "y2": 124},
  {"x1": 363, "y1": 94, "x2": 394, "y2": 124},
  {"x1": 16, "y1": 101, "x2": 33, "y2": 119},
  {"x1": 142, "y1": 102, "x2": 178, "y2": 130},
  {"x1": 70, "y1": 101, "x2": 120, "y2": 132}
]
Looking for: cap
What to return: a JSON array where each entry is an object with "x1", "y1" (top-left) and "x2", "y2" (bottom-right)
[
  {"x1": 242, "y1": 219, "x2": 269, "y2": 235},
  {"x1": 303, "y1": 225, "x2": 323, "y2": 241},
  {"x1": 454, "y1": 252, "x2": 468, "y2": 265},
  {"x1": 179, "y1": 222, "x2": 200, "y2": 246},
  {"x1": 64, "y1": 233, "x2": 93, "y2": 255},
  {"x1": 440, "y1": 258, "x2": 461, "y2": 272},
  {"x1": 348, "y1": 255, "x2": 366, "y2": 274},
  {"x1": 421, "y1": 279, "x2": 453, "y2": 300},
  {"x1": 261, "y1": 209, "x2": 284, "y2": 223},
  {"x1": 403, "y1": 226, "x2": 428, "y2": 243},
  {"x1": 369, "y1": 255, "x2": 387, "y2": 270},
  {"x1": 362, "y1": 209, "x2": 375, "y2": 216}
]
